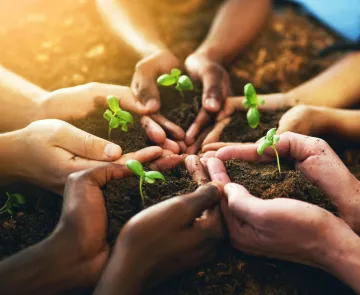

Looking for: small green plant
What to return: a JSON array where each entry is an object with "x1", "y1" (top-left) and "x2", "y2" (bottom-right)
[
  {"x1": 242, "y1": 83, "x2": 265, "y2": 129},
  {"x1": 157, "y1": 68, "x2": 194, "y2": 100},
  {"x1": 126, "y1": 159, "x2": 166, "y2": 205},
  {"x1": 257, "y1": 128, "x2": 281, "y2": 174},
  {"x1": 0, "y1": 192, "x2": 25, "y2": 216},
  {"x1": 103, "y1": 95, "x2": 134, "y2": 140}
]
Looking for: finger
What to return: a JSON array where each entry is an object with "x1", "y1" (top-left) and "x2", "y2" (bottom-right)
[
  {"x1": 54, "y1": 122, "x2": 122, "y2": 161},
  {"x1": 224, "y1": 183, "x2": 263, "y2": 224},
  {"x1": 151, "y1": 113, "x2": 185, "y2": 140},
  {"x1": 185, "y1": 109, "x2": 213, "y2": 145},
  {"x1": 177, "y1": 141, "x2": 187, "y2": 153},
  {"x1": 207, "y1": 158, "x2": 231, "y2": 185},
  {"x1": 131, "y1": 69, "x2": 160, "y2": 112},
  {"x1": 177, "y1": 183, "x2": 222, "y2": 224},
  {"x1": 202, "y1": 118, "x2": 231, "y2": 146},
  {"x1": 217, "y1": 96, "x2": 243, "y2": 121},
  {"x1": 161, "y1": 138, "x2": 180, "y2": 154},
  {"x1": 149, "y1": 150, "x2": 183, "y2": 171},
  {"x1": 141, "y1": 116, "x2": 166, "y2": 145},
  {"x1": 185, "y1": 155, "x2": 209, "y2": 185},
  {"x1": 201, "y1": 66, "x2": 225, "y2": 112},
  {"x1": 186, "y1": 126, "x2": 213, "y2": 155},
  {"x1": 65, "y1": 163, "x2": 130, "y2": 192},
  {"x1": 200, "y1": 151, "x2": 216, "y2": 170},
  {"x1": 192, "y1": 205, "x2": 225, "y2": 239},
  {"x1": 202, "y1": 142, "x2": 241, "y2": 153},
  {"x1": 114, "y1": 146, "x2": 163, "y2": 165}
]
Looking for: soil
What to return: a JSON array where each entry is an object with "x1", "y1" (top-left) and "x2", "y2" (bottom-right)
[{"x1": 0, "y1": 1, "x2": 358, "y2": 294}]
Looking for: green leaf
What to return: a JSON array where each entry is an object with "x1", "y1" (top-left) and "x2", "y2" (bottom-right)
[
  {"x1": 7, "y1": 208, "x2": 13, "y2": 216},
  {"x1": 247, "y1": 107, "x2": 260, "y2": 129},
  {"x1": 244, "y1": 83, "x2": 257, "y2": 105},
  {"x1": 13, "y1": 194, "x2": 25, "y2": 205},
  {"x1": 121, "y1": 124, "x2": 128, "y2": 132},
  {"x1": 144, "y1": 171, "x2": 166, "y2": 182},
  {"x1": 107, "y1": 95, "x2": 120, "y2": 113},
  {"x1": 126, "y1": 159, "x2": 145, "y2": 177},
  {"x1": 144, "y1": 177, "x2": 155, "y2": 184},
  {"x1": 242, "y1": 99, "x2": 250, "y2": 109},
  {"x1": 258, "y1": 97, "x2": 265, "y2": 106},
  {"x1": 177, "y1": 75, "x2": 194, "y2": 91},
  {"x1": 273, "y1": 134, "x2": 280, "y2": 145},
  {"x1": 266, "y1": 128, "x2": 277, "y2": 139},
  {"x1": 170, "y1": 68, "x2": 182, "y2": 78},
  {"x1": 257, "y1": 139, "x2": 272, "y2": 155},
  {"x1": 109, "y1": 117, "x2": 120, "y2": 129},
  {"x1": 103, "y1": 110, "x2": 112, "y2": 121},
  {"x1": 115, "y1": 110, "x2": 134, "y2": 124},
  {"x1": 157, "y1": 74, "x2": 177, "y2": 86}
]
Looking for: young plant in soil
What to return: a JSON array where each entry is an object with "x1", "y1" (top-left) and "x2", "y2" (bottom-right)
[
  {"x1": 103, "y1": 95, "x2": 134, "y2": 140},
  {"x1": 0, "y1": 192, "x2": 25, "y2": 216},
  {"x1": 126, "y1": 159, "x2": 167, "y2": 206},
  {"x1": 157, "y1": 68, "x2": 194, "y2": 100},
  {"x1": 243, "y1": 83, "x2": 265, "y2": 129},
  {"x1": 257, "y1": 128, "x2": 281, "y2": 174}
]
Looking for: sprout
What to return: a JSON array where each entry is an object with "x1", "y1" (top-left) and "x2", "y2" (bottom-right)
[
  {"x1": 103, "y1": 95, "x2": 134, "y2": 140},
  {"x1": 242, "y1": 83, "x2": 265, "y2": 129},
  {"x1": 0, "y1": 192, "x2": 25, "y2": 216},
  {"x1": 126, "y1": 159, "x2": 166, "y2": 205},
  {"x1": 257, "y1": 128, "x2": 281, "y2": 174},
  {"x1": 157, "y1": 68, "x2": 194, "y2": 100}
]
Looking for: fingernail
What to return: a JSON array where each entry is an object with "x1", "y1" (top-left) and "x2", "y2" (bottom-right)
[
  {"x1": 104, "y1": 143, "x2": 121, "y2": 159},
  {"x1": 204, "y1": 98, "x2": 220, "y2": 111},
  {"x1": 145, "y1": 99, "x2": 159, "y2": 110}
]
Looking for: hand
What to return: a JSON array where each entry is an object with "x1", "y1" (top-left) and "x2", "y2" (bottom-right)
[
  {"x1": 184, "y1": 52, "x2": 231, "y2": 149},
  {"x1": 204, "y1": 157, "x2": 360, "y2": 295},
  {"x1": 8, "y1": 119, "x2": 163, "y2": 194},
  {"x1": 215, "y1": 132, "x2": 360, "y2": 233},
  {"x1": 131, "y1": 49, "x2": 180, "y2": 111},
  {"x1": 94, "y1": 168, "x2": 224, "y2": 294},
  {"x1": 39, "y1": 82, "x2": 153, "y2": 121},
  {"x1": 0, "y1": 164, "x2": 132, "y2": 295}
]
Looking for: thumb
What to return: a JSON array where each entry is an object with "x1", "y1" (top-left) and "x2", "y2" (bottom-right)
[
  {"x1": 224, "y1": 183, "x2": 262, "y2": 223},
  {"x1": 55, "y1": 123, "x2": 122, "y2": 161}
]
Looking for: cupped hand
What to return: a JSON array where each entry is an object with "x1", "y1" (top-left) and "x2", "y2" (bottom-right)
[
  {"x1": 94, "y1": 178, "x2": 224, "y2": 294},
  {"x1": 184, "y1": 53, "x2": 231, "y2": 149},
  {"x1": 11, "y1": 119, "x2": 163, "y2": 194},
  {"x1": 39, "y1": 82, "x2": 153, "y2": 121},
  {"x1": 215, "y1": 132, "x2": 360, "y2": 233},
  {"x1": 52, "y1": 164, "x2": 131, "y2": 288},
  {"x1": 131, "y1": 49, "x2": 180, "y2": 111}
]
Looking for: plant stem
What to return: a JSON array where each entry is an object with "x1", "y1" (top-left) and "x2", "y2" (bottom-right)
[
  {"x1": 272, "y1": 145, "x2": 281, "y2": 174},
  {"x1": 108, "y1": 128, "x2": 112, "y2": 140},
  {"x1": 179, "y1": 90, "x2": 184, "y2": 101},
  {"x1": 139, "y1": 176, "x2": 144, "y2": 206}
]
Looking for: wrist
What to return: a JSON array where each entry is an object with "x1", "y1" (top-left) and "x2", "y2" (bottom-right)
[{"x1": 194, "y1": 46, "x2": 226, "y2": 65}]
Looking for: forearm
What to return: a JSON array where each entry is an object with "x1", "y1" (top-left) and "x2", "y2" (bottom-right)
[
  {"x1": 287, "y1": 53, "x2": 360, "y2": 108},
  {"x1": 0, "y1": 66, "x2": 48, "y2": 132},
  {"x1": 0, "y1": 232, "x2": 88, "y2": 295},
  {"x1": 196, "y1": 0, "x2": 271, "y2": 64},
  {"x1": 96, "y1": 0, "x2": 167, "y2": 57}
]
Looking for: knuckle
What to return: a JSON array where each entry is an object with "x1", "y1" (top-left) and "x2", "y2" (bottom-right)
[{"x1": 173, "y1": 197, "x2": 193, "y2": 216}]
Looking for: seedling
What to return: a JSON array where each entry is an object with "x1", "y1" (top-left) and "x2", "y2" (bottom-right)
[
  {"x1": 126, "y1": 159, "x2": 166, "y2": 206},
  {"x1": 0, "y1": 192, "x2": 25, "y2": 216},
  {"x1": 103, "y1": 95, "x2": 134, "y2": 140},
  {"x1": 257, "y1": 128, "x2": 281, "y2": 174},
  {"x1": 242, "y1": 83, "x2": 265, "y2": 129},
  {"x1": 157, "y1": 68, "x2": 194, "y2": 100}
]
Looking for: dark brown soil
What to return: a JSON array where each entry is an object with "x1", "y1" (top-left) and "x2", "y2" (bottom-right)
[{"x1": 0, "y1": 1, "x2": 358, "y2": 295}]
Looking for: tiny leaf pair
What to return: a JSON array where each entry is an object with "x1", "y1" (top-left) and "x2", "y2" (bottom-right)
[
  {"x1": 103, "y1": 95, "x2": 134, "y2": 140},
  {"x1": 243, "y1": 83, "x2": 265, "y2": 129},
  {"x1": 126, "y1": 159, "x2": 166, "y2": 206},
  {"x1": 0, "y1": 192, "x2": 25, "y2": 216},
  {"x1": 257, "y1": 128, "x2": 281, "y2": 174},
  {"x1": 157, "y1": 68, "x2": 194, "y2": 100}
]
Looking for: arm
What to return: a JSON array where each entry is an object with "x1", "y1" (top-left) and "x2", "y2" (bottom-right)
[
  {"x1": 287, "y1": 52, "x2": 360, "y2": 108},
  {"x1": 195, "y1": 0, "x2": 272, "y2": 64},
  {"x1": 95, "y1": 0, "x2": 167, "y2": 58},
  {"x1": 0, "y1": 66, "x2": 48, "y2": 131}
]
